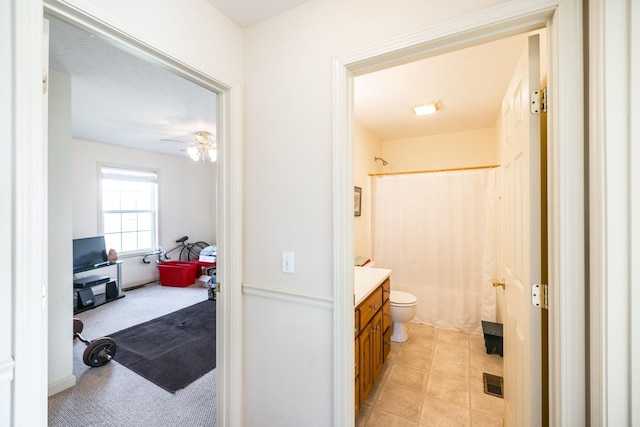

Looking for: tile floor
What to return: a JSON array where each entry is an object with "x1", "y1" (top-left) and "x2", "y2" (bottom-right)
[{"x1": 356, "y1": 322, "x2": 504, "y2": 426}]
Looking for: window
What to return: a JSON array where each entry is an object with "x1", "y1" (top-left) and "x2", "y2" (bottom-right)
[{"x1": 100, "y1": 165, "x2": 158, "y2": 255}]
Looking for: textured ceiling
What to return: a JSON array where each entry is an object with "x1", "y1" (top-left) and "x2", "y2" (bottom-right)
[
  {"x1": 48, "y1": 17, "x2": 217, "y2": 158},
  {"x1": 48, "y1": 8, "x2": 532, "y2": 159},
  {"x1": 205, "y1": 0, "x2": 311, "y2": 28}
]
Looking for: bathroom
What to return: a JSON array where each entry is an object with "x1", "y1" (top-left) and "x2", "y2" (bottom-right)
[
  {"x1": 351, "y1": 32, "x2": 544, "y2": 425},
  {"x1": 353, "y1": 124, "x2": 506, "y2": 426}
]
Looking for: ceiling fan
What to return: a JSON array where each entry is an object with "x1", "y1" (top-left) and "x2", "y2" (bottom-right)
[{"x1": 161, "y1": 130, "x2": 217, "y2": 162}]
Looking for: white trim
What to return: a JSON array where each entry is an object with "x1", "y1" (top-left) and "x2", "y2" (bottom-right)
[
  {"x1": 216, "y1": 83, "x2": 244, "y2": 427},
  {"x1": 589, "y1": 0, "x2": 640, "y2": 424},
  {"x1": 587, "y1": 1, "x2": 603, "y2": 420},
  {"x1": 243, "y1": 283, "x2": 333, "y2": 309},
  {"x1": 0, "y1": 357, "x2": 15, "y2": 383},
  {"x1": 627, "y1": 1, "x2": 640, "y2": 425},
  {"x1": 13, "y1": 1, "x2": 48, "y2": 425},
  {"x1": 547, "y1": 1, "x2": 587, "y2": 425},
  {"x1": 630, "y1": 0, "x2": 640, "y2": 421},
  {"x1": 47, "y1": 375, "x2": 76, "y2": 397},
  {"x1": 333, "y1": 1, "x2": 585, "y2": 425}
]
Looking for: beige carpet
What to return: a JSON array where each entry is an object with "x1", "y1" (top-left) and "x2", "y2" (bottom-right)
[{"x1": 48, "y1": 281, "x2": 216, "y2": 426}]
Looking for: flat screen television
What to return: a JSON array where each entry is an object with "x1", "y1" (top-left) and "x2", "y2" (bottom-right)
[{"x1": 73, "y1": 236, "x2": 108, "y2": 273}]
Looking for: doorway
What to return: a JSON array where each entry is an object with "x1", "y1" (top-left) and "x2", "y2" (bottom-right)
[
  {"x1": 333, "y1": 3, "x2": 586, "y2": 426},
  {"x1": 352, "y1": 30, "x2": 544, "y2": 425},
  {"x1": 40, "y1": 4, "x2": 242, "y2": 425}
]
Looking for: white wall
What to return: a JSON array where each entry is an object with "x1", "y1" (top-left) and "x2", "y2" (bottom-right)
[
  {"x1": 242, "y1": 0, "x2": 508, "y2": 423},
  {"x1": 353, "y1": 122, "x2": 382, "y2": 261},
  {"x1": 382, "y1": 127, "x2": 498, "y2": 172},
  {"x1": 52, "y1": 0, "x2": 244, "y2": 85},
  {"x1": 71, "y1": 139, "x2": 217, "y2": 288},
  {"x1": 48, "y1": 69, "x2": 75, "y2": 396},
  {"x1": 0, "y1": 0, "x2": 13, "y2": 421}
]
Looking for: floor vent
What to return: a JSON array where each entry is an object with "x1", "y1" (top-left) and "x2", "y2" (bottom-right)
[{"x1": 483, "y1": 373, "x2": 504, "y2": 398}]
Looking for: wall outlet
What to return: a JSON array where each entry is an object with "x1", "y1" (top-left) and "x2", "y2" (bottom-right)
[{"x1": 282, "y1": 251, "x2": 294, "y2": 273}]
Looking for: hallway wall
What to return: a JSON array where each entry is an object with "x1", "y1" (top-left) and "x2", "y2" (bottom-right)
[{"x1": 243, "y1": 1, "x2": 509, "y2": 423}]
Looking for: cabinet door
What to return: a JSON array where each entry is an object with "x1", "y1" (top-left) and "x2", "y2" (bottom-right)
[
  {"x1": 383, "y1": 328, "x2": 391, "y2": 362},
  {"x1": 371, "y1": 311, "x2": 383, "y2": 382}
]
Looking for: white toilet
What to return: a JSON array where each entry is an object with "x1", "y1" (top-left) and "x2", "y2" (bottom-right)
[{"x1": 390, "y1": 290, "x2": 418, "y2": 343}]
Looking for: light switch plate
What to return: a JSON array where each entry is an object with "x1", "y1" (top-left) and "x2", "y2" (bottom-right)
[{"x1": 282, "y1": 251, "x2": 294, "y2": 273}]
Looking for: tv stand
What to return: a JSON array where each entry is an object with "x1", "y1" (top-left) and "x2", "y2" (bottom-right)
[{"x1": 73, "y1": 261, "x2": 124, "y2": 314}]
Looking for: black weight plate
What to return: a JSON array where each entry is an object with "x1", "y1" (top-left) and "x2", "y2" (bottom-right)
[
  {"x1": 83, "y1": 337, "x2": 117, "y2": 367},
  {"x1": 73, "y1": 318, "x2": 84, "y2": 336}
]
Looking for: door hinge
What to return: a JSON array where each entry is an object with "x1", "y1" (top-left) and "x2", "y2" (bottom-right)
[
  {"x1": 531, "y1": 283, "x2": 548, "y2": 309},
  {"x1": 530, "y1": 87, "x2": 547, "y2": 114},
  {"x1": 42, "y1": 71, "x2": 48, "y2": 95}
]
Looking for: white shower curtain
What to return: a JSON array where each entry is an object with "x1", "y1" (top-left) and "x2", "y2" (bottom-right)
[{"x1": 373, "y1": 168, "x2": 496, "y2": 334}]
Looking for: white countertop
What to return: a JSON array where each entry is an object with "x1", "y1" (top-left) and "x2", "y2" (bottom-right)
[{"x1": 354, "y1": 266, "x2": 391, "y2": 306}]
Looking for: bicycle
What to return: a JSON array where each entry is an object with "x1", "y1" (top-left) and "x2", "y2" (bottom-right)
[{"x1": 142, "y1": 236, "x2": 210, "y2": 264}]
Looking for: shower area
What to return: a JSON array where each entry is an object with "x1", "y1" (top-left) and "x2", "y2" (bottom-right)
[{"x1": 371, "y1": 166, "x2": 498, "y2": 334}]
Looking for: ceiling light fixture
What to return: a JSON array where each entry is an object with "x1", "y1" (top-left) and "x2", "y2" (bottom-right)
[
  {"x1": 185, "y1": 131, "x2": 217, "y2": 163},
  {"x1": 412, "y1": 101, "x2": 440, "y2": 116}
]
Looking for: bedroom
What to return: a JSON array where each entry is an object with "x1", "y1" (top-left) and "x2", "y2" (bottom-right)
[{"x1": 47, "y1": 15, "x2": 218, "y2": 396}]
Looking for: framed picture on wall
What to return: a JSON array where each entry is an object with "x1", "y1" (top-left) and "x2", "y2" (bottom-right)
[{"x1": 354, "y1": 187, "x2": 362, "y2": 217}]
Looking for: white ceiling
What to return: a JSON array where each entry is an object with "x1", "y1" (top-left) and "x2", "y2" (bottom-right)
[
  {"x1": 205, "y1": 0, "x2": 311, "y2": 28},
  {"x1": 48, "y1": 7, "x2": 529, "y2": 159},
  {"x1": 354, "y1": 34, "x2": 528, "y2": 141},
  {"x1": 48, "y1": 17, "x2": 217, "y2": 157}
]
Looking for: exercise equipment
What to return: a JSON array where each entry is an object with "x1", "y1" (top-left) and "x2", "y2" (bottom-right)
[{"x1": 73, "y1": 318, "x2": 117, "y2": 367}]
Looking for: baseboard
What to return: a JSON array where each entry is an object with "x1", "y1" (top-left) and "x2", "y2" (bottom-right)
[
  {"x1": 122, "y1": 279, "x2": 160, "y2": 290},
  {"x1": 48, "y1": 375, "x2": 76, "y2": 397}
]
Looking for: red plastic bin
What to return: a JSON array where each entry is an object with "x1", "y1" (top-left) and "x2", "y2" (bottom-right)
[{"x1": 158, "y1": 261, "x2": 198, "y2": 287}]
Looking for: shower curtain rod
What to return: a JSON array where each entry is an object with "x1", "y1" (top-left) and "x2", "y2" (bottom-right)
[{"x1": 369, "y1": 164, "x2": 500, "y2": 177}]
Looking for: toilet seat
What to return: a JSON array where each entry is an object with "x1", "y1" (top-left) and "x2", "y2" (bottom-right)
[{"x1": 390, "y1": 290, "x2": 417, "y2": 306}]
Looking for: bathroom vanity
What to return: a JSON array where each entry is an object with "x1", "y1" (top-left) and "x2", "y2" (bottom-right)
[{"x1": 354, "y1": 267, "x2": 391, "y2": 417}]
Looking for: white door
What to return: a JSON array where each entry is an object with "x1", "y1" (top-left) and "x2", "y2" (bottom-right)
[{"x1": 498, "y1": 34, "x2": 543, "y2": 427}]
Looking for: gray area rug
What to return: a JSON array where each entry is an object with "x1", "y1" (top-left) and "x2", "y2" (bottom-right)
[
  {"x1": 48, "y1": 283, "x2": 216, "y2": 426},
  {"x1": 108, "y1": 299, "x2": 216, "y2": 393}
]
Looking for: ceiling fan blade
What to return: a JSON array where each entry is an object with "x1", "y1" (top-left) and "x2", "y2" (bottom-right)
[
  {"x1": 160, "y1": 130, "x2": 214, "y2": 143},
  {"x1": 160, "y1": 137, "x2": 191, "y2": 143}
]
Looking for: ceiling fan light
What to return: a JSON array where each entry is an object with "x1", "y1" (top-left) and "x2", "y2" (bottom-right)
[
  {"x1": 412, "y1": 101, "x2": 439, "y2": 116},
  {"x1": 187, "y1": 145, "x2": 200, "y2": 161},
  {"x1": 208, "y1": 149, "x2": 217, "y2": 162}
]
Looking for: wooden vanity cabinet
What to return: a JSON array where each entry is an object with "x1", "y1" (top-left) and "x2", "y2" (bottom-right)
[
  {"x1": 354, "y1": 310, "x2": 360, "y2": 417},
  {"x1": 355, "y1": 278, "x2": 392, "y2": 417}
]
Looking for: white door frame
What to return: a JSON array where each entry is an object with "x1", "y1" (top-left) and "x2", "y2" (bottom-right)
[
  {"x1": 332, "y1": 1, "x2": 585, "y2": 425},
  {"x1": 13, "y1": 1, "x2": 244, "y2": 425}
]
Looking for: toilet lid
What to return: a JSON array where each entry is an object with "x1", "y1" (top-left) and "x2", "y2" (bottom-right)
[{"x1": 390, "y1": 290, "x2": 417, "y2": 305}]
